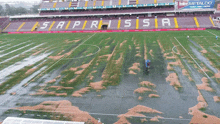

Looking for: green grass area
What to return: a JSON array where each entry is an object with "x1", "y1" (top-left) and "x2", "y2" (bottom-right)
[{"x1": 0, "y1": 30, "x2": 219, "y2": 95}]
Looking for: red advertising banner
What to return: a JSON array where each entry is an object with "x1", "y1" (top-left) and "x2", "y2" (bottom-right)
[{"x1": 8, "y1": 28, "x2": 206, "y2": 34}]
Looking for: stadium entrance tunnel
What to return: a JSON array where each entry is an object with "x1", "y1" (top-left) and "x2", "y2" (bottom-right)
[{"x1": 101, "y1": 23, "x2": 108, "y2": 30}]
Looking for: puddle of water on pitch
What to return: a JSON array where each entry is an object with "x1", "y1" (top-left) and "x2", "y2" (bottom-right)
[
  {"x1": 0, "y1": 41, "x2": 30, "y2": 53},
  {"x1": 0, "y1": 43, "x2": 34, "y2": 58},
  {"x1": 0, "y1": 43, "x2": 45, "y2": 64},
  {"x1": 0, "y1": 52, "x2": 52, "y2": 84},
  {"x1": 190, "y1": 46, "x2": 218, "y2": 73}
]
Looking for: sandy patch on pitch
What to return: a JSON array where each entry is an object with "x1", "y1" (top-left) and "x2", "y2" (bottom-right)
[
  {"x1": 129, "y1": 70, "x2": 137, "y2": 75},
  {"x1": 68, "y1": 75, "x2": 79, "y2": 83},
  {"x1": 167, "y1": 64, "x2": 173, "y2": 70},
  {"x1": 213, "y1": 96, "x2": 220, "y2": 102},
  {"x1": 182, "y1": 69, "x2": 188, "y2": 76},
  {"x1": 49, "y1": 49, "x2": 75, "y2": 60},
  {"x1": 48, "y1": 86, "x2": 74, "y2": 90},
  {"x1": 140, "y1": 81, "x2": 156, "y2": 88},
  {"x1": 215, "y1": 71, "x2": 220, "y2": 78},
  {"x1": 129, "y1": 63, "x2": 140, "y2": 71},
  {"x1": 120, "y1": 40, "x2": 127, "y2": 48},
  {"x1": 149, "y1": 94, "x2": 160, "y2": 98},
  {"x1": 115, "y1": 53, "x2": 123, "y2": 64},
  {"x1": 25, "y1": 67, "x2": 38, "y2": 74},
  {"x1": 166, "y1": 73, "x2": 182, "y2": 90},
  {"x1": 68, "y1": 60, "x2": 94, "y2": 82},
  {"x1": 144, "y1": 42, "x2": 147, "y2": 60},
  {"x1": 196, "y1": 77, "x2": 213, "y2": 92},
  {"x1": 72, "y1": 87, "x2": 90, "y2": 97},
  {"x1": 138, "y1": 96, "x2": 143, "y2": 100},
  {"x1": 189, "y1": 109, "x2": 220, "y2": 124},
  {"x1": 65, "y1": 39, "x2": 80, "y2": 43},
  {"x1": 200, "y1": 49, "x2": 208, "y2": 54},
  {"x1": 16, "y1": 100, "x2": 101, "y2": 124},
  {"x1": 150, "y1": 115, "x2": 163, "y2": 122},
  {"x1": 30, "y1": 89, "x2": 67, "y2": 96},
  {"x1": 114, "y1": 105, "x2": 162, "y2": 124},
  {"x1": 105, "y1": 37, "x2": 111, "y2": 40},
  {"x1": 134, "y1": 87, "x2": 156, "y2": 94},
  {"x1": 141, "y1": 118, "x2": 147, "y2": 123},
  {"x1": 46, "y1": 79, "x2": 56, "y2": 84},
  {"x1": 197, "y1": 90, "x2": 206, "y2": 103},
  {"x1": 157, "y1": 40, "x2": 164, "y2": 53},
  {"x1": 149, "y1": 49, "x2": 154, "y2": 57},
  {"x1": 135, "y1": 53, "x2": 141, "y2": 57},
  {"x1": 90, "y1": 81, "x2": 106, "y2": 91}
]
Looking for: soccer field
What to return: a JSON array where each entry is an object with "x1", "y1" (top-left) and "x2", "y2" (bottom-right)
[{"x1": 0, "y1": 29, "x2": 219, "y2": 124}]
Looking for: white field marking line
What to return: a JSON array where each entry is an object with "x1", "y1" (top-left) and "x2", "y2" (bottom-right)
[
  {"x1": 0, "y1": 43, "x2": 10, "y2": 49},
  {"x1": 174, "y1": 37, "x2": 212, "y2": 81},
  {"x1": 0, "y1": 108, "x2": 191, "y2": 121},
  {"x1": 62, "y1": 44, "x2": 101, "y2": 60},
  {"x1": 214, "y1": 43, "x2": 220, "y2": 47},
  {"x1": 0, "y1": 34, "x2": 97, "y2": 106},
  {"x1": 0, "y1": 40, "x2": 30, "y2": 53},
  {"x1": 0, "y1": 43, "x2": 34, "y2": 58},
  {"x1": 174, "y1": 36, "x2": 213, "y2": 38},
  {"x1": 204, "y1": 31, "x2": 220, "y2": 48},
  {"x1": 0, "y1": 43, "x2": 45, "y2": 64},
  {"x1": 205, "y1": 30, "x2": 218, "y2": 36},
  {"x1": 172, "y1": 45, "x2": 180, "y2": 55}
]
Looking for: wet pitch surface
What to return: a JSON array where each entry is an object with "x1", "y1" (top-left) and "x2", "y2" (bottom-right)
[{"x1": 0, "y1": 30, "x2": 219, "y2": 124}]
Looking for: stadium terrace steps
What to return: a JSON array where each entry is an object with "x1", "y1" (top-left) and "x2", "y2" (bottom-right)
[
  {"x1": 31, "y1": 22, "x2": 39, "y2": 31},
  {"x1": 136, "y1": 18, "x2": 139, "y2": 29},
  {"x1": 155, "y1": 18, "x2": 158, "y2": 29},
  {"x1": 78, "y1": 1, "x2": 86, "y2": 7},
  {"x1": 177, "y1": 17, "x2": 197, "y2": 28},
  {"x1": 196, "y1": 16, "x2": 213, "y2": 28},
  {"x1": 112, "y1": 0, "x2": 118, "y2": 5},
  {"x1": 174, "y1": 17, "x2": 178, "y2": 28},
  {"x1": 0, "y1": 18, "x2": 10, "y2": 30},
  {"x1": 129, "y1": 0, "x2": 136, "y2": 5},
  {"x1": 71, "y1": 1, "x2": 78, "y2": 7},
  {"x1": 209, "y1": 16, "x2": 215, "y2": 27},
  {"x1": 193, "y1": 17, "x2": 200, "y2": 28},
  {"x1": 3, "y1": 16, "x2": 214, "y2": 32},
  {"x1": 16, "y1": 22, "x2": 25, "y2": 32},
  {"x1": 19, "y1": 21, "x2": 36, "y2": 32},
  {"x1": 56, "y1": 2, "x2": 69, "y2": 8},
  {"x1": 41, "y1": 2, "x2": 54, "y2": 8}
]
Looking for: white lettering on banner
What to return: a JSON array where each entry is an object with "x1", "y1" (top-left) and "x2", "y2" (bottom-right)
[
  {"x1": 72, "y1": 21, "x2": 81, "y2": 29},
  {"x1": 56, "y1": 21, "x2": 65, "y2": 29},
  {"x1": 162, "y1": 18, "x2": 171, "y2": 26},
  {"x1": 91, "y1": 21, "x2": 99, "y2": 28},
  {"x1": 143, "y1": 19, "x2": 150, "y2": 27},
  {"x1": 40, "y1": 22, "x2": 50, "y2": 29},
  {"x1": 108, "y1": 20, "x2": 111, "y2": 28},
  {"x1": 124, "y1": 20, "x2": 131, "y2": 27}
]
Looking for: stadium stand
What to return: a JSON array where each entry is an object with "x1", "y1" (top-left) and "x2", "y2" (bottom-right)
[
  {"x1": 0, "y1": 17, "x2": 10, "y2": 31},
  {"x1": 2, "y1": 0, "x2": 219, "y2": 33}
]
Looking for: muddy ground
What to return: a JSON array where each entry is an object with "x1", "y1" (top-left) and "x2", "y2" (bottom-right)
[{"x1": 0, "y1": 30, "x2": 219, "y2": 124}]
